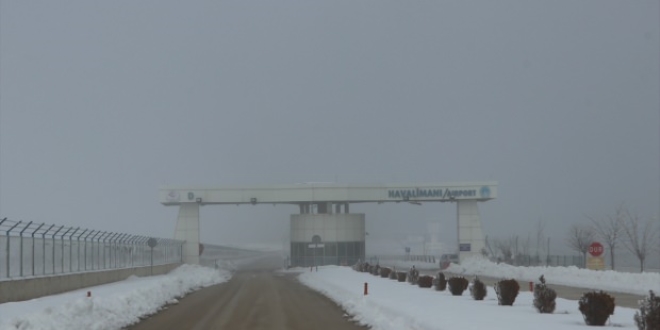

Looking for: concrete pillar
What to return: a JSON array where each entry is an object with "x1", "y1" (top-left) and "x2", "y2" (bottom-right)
[
  {"x1": 335, "y1": 204, "x2": 341, "y2": 214},
  {"x1": 456, "y1": 200, "x2": 485, "y2": 263},
  {"x1": 174, "y1": 203, "x2": 200, "y2": 264},
  {"x1": 299, "y1": 204, "x2": 304, "y2": 214},
  {"x1": 344, "y1": 203, "x2": 349, "y2": 213}
]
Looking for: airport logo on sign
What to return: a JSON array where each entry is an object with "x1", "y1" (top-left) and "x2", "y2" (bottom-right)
[
  {"x1": 166, "y1": 191, "x2": 180, "y2": 202},
  {"x1": 480, "y1": 186, "x2": 491, "y2": 199}
]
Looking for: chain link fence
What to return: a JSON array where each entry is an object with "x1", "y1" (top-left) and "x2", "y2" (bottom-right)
[{"x1": 0, "y1": 217, "x2": 184, "y2": 279}]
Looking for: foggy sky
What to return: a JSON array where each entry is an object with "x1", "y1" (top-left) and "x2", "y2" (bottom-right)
[{"x1": 1, "y1": 1, "x2": 658, "y2": 255}]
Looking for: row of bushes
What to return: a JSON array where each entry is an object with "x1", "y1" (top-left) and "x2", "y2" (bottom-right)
[{"x1": 351, "y1": 263, "x2": 659, "y2": 329}]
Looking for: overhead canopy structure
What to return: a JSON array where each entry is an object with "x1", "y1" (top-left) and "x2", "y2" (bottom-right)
[
  {"x1": 159, "y1": 182, "x2": 497, "y2": 264},
  {"x1": 160, "y1": 182, "x2": 497, "y2": 205}
]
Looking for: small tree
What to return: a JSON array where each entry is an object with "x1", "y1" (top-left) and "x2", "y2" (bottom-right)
[
  {"x1": 621, "y1": 209, "x2": 658, "y2": 272},
  {"x1": 533, "y1": 275, "x2": 556, "y2": 313},
  {"x1": 634, "y1": 290, "x2": 660, "y2": 330},
  {"x1": 566, "y1": 224, "x2": 594, "y2": 268},
  {"x1": 470, "y1": 277, "x2": 487, "y2": 301},
  {"x1": 494, "y1": 238, "x2": 513, "y2": 264},
  {"x1": 535, "y1": 219, "x2": 546, "y2": 265},
  {"x1": 586, "y1": 204, "x2": 624, "y2": 270}
]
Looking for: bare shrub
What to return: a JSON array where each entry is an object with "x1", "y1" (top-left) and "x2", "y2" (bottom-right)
[
  {"x1": 448, "y1": 277, "x2": 469, "y2": 296},
  {"x1": 578, "y1": 291, "x2": 615, "y2": 326},
  {"x1": 418, "y1": 275, "x2": 433, "y2": 288},
  {"x1": 495, "y1": 279, "x2": 520, "y2": 306}
]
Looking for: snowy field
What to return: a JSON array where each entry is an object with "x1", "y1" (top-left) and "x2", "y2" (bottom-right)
[
  {"x1": 0, "y1": 265, "x2": 230, "y2": 330},
  {"x1": 298, "y1": 265, "x2": 648, "y2": 330},
  {"x1": 0, "y1": 258, "x2": 657, "y2": 330}
]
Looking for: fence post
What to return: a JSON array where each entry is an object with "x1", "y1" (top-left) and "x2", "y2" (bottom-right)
[
  {"x1": 83, "y1": 230, "x2": 95, "y2": 271},
  {"x1": 19, "y1": 221, "x2": 33, "y2": 277},
  {"x1": 6, "y1": 220, "x2": 22, "y2": 278},
  {"x1": 119, "y1": 233, "x2": 129, "y2": 267},
  {"x1": 93, "y1": 231, "x2": 104, "y2": 270},
  {"x1": 60, "y1": 227, "x2": 74, "y2": 274},
  {"x1": 68, "y1": 227, "x2": 79, "y2": 273},
  {"x1": 103, "y1": 233, "x2": 119, "y2": 269},
  {"x1": 142, "y1": 237, "x2": 150, "y2": 266},
  {"x1": 100, "y1": 232, "x2": 109, "y2": 269},
  {"x1": 121, "y1": 234, "x2": 131, "y2": 267},
  {"x1": 42, "y1": 224, "x2": 54, "y2": 275},
  {"x1": 127, "y1": 236, "x2": 135, "y2": 267},
  {"x1": 51, "y1": 226, "x2": 64, "y2": 274},
  {"x1": 75, "y1": 229, "x2": 87, "y2": 272},
  {"x1": 0, "y1": 218, "x2": 6, "y2": 277},
  {"x1": 113, "y1": 233, "x2": 124, "y2": 268},
  {"x1": 31, "y1": 223, "x2": 45, "y2": 276}
]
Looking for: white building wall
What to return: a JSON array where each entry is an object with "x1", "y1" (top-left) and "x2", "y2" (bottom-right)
[{"x1": 291, "y1": 214, "x2": 365, "y2": 243}]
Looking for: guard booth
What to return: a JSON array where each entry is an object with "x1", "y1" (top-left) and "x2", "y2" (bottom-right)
[{"x1": 290, "y1": 212, "x2": 365, "y2": 267}]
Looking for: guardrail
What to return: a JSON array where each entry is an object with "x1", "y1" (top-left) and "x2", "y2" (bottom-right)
[{"x1": 0, "y1": 217, "x2": 184, "y2": 280}]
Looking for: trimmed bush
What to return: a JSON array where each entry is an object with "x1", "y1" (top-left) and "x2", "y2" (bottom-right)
[
  {"x1": 470, "y1": 277, "x2": 487, "y2": 301},
  {"x1": 495, "y1": 279, "x2": 520, "y2": 306},
  {"x1": 533, "y1": 275, "x2": 556, "y2": 314},
  {"x1": 397, "y1": 272, "x2": 407, "y2": 282},
  {"x1": 448, "y1": 277, "x2": 469, "y2": 296},
  {"x1": 380, "y1": 267, "x2": 392, "y2": 278},
  {"x1": 578, "y1": 291, "x2": 615, "y2": 326},
  {"x1": 635, "y1": 290, "x2": 660, "y2": 330},
  {"x1": 434, "y1": 272, "x2": 447, "y2": 291},
  {"x1": 418, "y1": 275, "x2": 433, "y2": 288},
  {"x1": 389, "y1": 268, "x2": 398, "y2": 280}
]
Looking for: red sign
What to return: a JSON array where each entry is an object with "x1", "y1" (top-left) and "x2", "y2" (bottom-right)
[{"x1": 588, "y1": 242, "x2": 604, "y2": 257}]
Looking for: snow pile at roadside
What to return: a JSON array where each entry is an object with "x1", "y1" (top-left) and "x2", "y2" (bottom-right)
[
  {"x1": 0, "y1": 264, "x2": 231, "y2": 330},
  {"x1": 373, "y1": 259, "x2": 438, "y2": 271},
  {"x1": 446, "y1": 257, "x2": 660, "y2": 295},
  {"x1": 299, "y1": 265, "x2": 640, "y2": 330}
]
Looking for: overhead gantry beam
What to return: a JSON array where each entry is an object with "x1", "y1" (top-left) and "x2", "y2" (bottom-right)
[
  {"x1": 159, "y1": 182, "x2": 497, "y2": 206},
  {"x1": 160, "y1": 182, "x2": 497, "y2": 264}
]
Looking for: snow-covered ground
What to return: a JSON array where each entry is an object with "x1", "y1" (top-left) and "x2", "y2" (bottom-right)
[
  {"x1": 298, "y1": 265, "x2": 648, "y2": 330},
  {"x1": 0, "y1": 265, "x2": 230, "y2": 330},
  {"x1": 0, "y1": 258, "x2": 657, "y2": 330},
  {"x1": 445, "y1": 258, "x2": 660, "y2": 296},
  {"x1": 374, "y1": 257, "x2": 660, "y2": 295}
]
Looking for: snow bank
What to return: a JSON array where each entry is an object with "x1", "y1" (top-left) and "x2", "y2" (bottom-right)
[
  {"x1": 299, "y1": 265, "x2": 641, "y2": 330},
  {"x1": 446, "y1": 257, "x2": 660, "y2": 295},
  {"x1": 0, "y1": 264, "x2": 231, "y2": 330}
]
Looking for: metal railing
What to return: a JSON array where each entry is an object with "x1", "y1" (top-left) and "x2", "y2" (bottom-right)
[{"x1": 0, "y1": 217, "x2": 184, "y2": 279}]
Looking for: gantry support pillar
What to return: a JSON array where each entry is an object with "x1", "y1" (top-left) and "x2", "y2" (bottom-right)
[
  {"x1": 456, "y1": 200, "x2": 485, "y2": 262},
  {"x1": 174, "y1": 203, "x2": 200, "y2": 264}
]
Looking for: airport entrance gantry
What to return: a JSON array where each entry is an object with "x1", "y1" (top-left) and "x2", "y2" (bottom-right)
[{"x1": 159, "y1": 182, "x2": 497, "y2": 265}]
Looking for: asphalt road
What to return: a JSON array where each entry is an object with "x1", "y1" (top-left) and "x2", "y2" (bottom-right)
[{"x1": 128, "y1": 256, "x2": 368, "y2": 330}]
